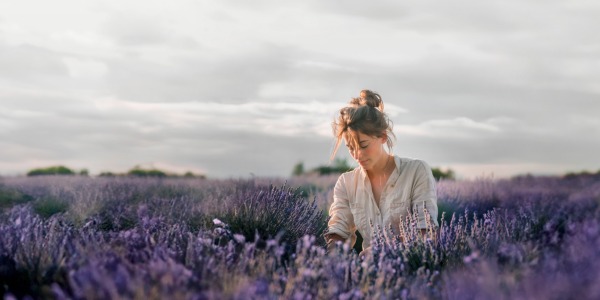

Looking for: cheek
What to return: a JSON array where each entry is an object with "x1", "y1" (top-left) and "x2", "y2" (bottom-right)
[{"x1": 366, "y1": 146, "x2": 378, "y2": 155}]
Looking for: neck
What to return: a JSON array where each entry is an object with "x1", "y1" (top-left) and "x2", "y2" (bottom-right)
[{"x1": 368, "y1": 154, "x2": 392, "y2": 177}]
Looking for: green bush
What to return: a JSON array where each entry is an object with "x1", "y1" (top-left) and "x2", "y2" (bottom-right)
[
  {"x1": 431, "y1": 167, "x2": 455, "y2": 181},
  {"x1": 97, "y1": 210, "x2": 137, "y2": 231},
  {"x1": 98, "y1": 172, "x2": 117, "y2": 177},
  {"x1": 437, "y1": 200, "x2": 461, "y2": 224},
  {"x1": 94, "y1": 196, "x2": 140, "y2": 231},
  {"x1": 0, "y1": 186, "x2": 34, "y2": 212},
  {"x1": 294, "y1": 183, "x2": 319, "y2": 198},
  {"x1": 292, "y1": 162, "x2": 305, "y2": 176},
  {"x1": 182, "y1": 171, "x2": 206, "y2": 179},
  {"x1": 127, "y1": 168, "x2": 167, "y2": 178},
  {"x1": 98, "y1": 170, "x2": 206, "y2": 179},
  {"x1": 311, "y1": 158, "x2": 354, "y2": 175},
  {"x1": 32, "y1": 197, "x2": 69, "y2": 219},
  {"x1": 27, "y1": 166, "x2": 75, "y2": 176}
]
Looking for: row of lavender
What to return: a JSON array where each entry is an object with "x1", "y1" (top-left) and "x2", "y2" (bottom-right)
[{"x1": 1, "y1": 174, "x2": 599, "y2": 299}]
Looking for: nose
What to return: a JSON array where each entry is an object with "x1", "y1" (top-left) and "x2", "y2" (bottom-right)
[{"x1": 350, "y1": 148, "x2": 362, "y2": 160}]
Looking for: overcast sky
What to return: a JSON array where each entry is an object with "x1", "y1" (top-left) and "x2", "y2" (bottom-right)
[{"x1": 1, "y1": 0, "x2": 599, "y2": 179}]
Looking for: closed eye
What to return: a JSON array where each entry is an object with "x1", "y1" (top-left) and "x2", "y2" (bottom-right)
[{"x1": 347, "y1": 143, "x2": 369, "y2": 152}]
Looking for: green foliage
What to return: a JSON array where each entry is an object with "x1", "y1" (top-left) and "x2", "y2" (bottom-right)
[
  {"x1": 311, "y1": 158, "x2": 354, "y2": 175},
  {"x1": 97, "y1": 209, "x2": 137, "y2": 231},
  {"x1": 93, "y1": 194, "x2": 140, "y2": 232},
  {"x1": 32, "y1": 197, "x2": 69, "y2": 219},
  {"x1": 98, "y1": 168, "x2": 206, "y2": 179},
  {"x1": 186, "y1": 214, "x2": 213, "y2": 233},
  {"x1": 437, "y1": 201, "x2": 461, "y2": 225},
  {"x1": 291, "y1": 159, "x2": 354, "y2": 176},
  {"x1": 294, "y1": 183, "x2": 319, "y2": 198},
  {"x1": 27, "y1": 166, "x2": 75, "y2": 176},
  {"x1": 431, "y1": 167, "x2": 455, "y2": 181},
  {"x1": 292, "y1": 162, "x2": 304, "y2": 176},
  {"x1": 98, "y1": 172, "x2": 117, "y2": 177},
  {"x1": 0, "y1": 186, "x2": 34, "y2": 212},
  {"x1": 183, "y1": 171, "x2": 206, "y2": 179},
  {"x1": 127, "y1": 168, "x2": 167, "y2": 178},
  {"x1": 563, "y1": 169, "x2": 600, "y2": 179}
]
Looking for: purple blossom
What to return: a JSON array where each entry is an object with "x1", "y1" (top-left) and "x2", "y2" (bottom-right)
[{"x1": 0, "y1": 174, "x2": 599, "y2": 299}]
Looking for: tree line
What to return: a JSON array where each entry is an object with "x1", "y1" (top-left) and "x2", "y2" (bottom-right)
[
  {"x1": 291, "y1": 159, "x2": 456, "y2": 181},
  {"x1": 25, "y1": 165, "x2": 206, "y2": 179}
]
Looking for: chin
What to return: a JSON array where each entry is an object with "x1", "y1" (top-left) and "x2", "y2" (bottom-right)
[{"x1": 359, "y1": 163, "x2": 372, "y2": 170}]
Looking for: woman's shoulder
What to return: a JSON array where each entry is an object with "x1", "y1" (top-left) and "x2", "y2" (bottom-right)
[
  {"x1": 334, "y1": 167, "x2": 361, "y2": 194},
  {"x1": 396, "y1": 156, "x2": 432, "y2": 172},
  {"x1": 337, "y1": 166, "x2": 362, "y2": 180}
]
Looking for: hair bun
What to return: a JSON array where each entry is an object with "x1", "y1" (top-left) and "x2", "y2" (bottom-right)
[{"x1": 358, "y1": 89, "x2": 383, "y2": 111}]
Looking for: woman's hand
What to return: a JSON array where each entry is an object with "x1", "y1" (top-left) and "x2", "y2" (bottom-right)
[
  {"x1": 358, "y1": 246, "x2": 371, "y2": 259},
  {"x1": 325, "y1": 233, "x2": 345, "y2": 252}
]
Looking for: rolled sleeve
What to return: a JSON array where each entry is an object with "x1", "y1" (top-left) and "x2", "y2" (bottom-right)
[
  {"x1": 326, "y1": 174, "x2": 356, "y2": 240},
  {"x1": 411, "y1": 160, "x2": 439, "y2": 229}
]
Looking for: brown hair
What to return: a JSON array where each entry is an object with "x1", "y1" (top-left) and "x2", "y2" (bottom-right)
[{"x1": 331, "y1": 89, "x2": 395, "y2": 160}]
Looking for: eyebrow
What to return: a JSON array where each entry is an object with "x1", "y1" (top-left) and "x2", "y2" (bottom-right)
[{"x1": 345, "y1": 140, "x2": 370, "y2": 147}]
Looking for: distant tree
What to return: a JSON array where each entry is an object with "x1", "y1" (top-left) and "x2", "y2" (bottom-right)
[
  {"x1": 98, "y1": 172, "x2": 117, "y2": 177},
  {"x1": 27, "y1": 166, "x2": 75, "y2": 176},
  {"x1": 79, "y1": 169, "x2": 89, "y2": 176},
  {"x1": 311, "y1": 158, "x2": 354, "y2": 175},
  {"x1": 97, "y1": 168, "x2": 206, "y2": 179},
  {"x1": 292, "y1": 162, "x2": 305, "y2": 176},
  {"x1": 127, "y1": 168, "x2": 167, "y2": 178},
  {"x1": 183, "y1": 171, "x2": 207, "y2": 179},
  {"x1": 431, "y1": 167, "x2": 455, "y2": 181},
  {"x1": 563, "y1": 169, "x2": 600, "y2": 179}
]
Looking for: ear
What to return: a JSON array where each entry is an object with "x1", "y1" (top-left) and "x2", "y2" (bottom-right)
[{"x1": 380, "y1": 134, "x2": 388, "y2": 144}]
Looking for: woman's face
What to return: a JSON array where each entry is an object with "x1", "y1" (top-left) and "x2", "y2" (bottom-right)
[{"x1": 345, "y1": 131, "x2": 387, "y2": 171}]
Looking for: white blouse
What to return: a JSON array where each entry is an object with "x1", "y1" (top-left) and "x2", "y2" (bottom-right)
[{"x1": 327, "y1": 156, "x2": 439, "y2": 250}]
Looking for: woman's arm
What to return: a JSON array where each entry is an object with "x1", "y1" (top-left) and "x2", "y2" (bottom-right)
[
  {"x1": 411, "y1": 160, "x2": 439, "y2": 230},
  {"x1": 326, "y1": 174, "x2": 356, "y2": 249}
]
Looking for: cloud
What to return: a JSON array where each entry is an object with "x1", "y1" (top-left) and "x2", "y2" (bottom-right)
[
  {"x1": 397, "y1": 117, "x2": 600, "y2": 171},
  {"x1": 62, "y1": 57, "x2": 109, "y2": 79},
  {"x1": 397, "y1": 117, "x2": 507, "y2": 138},
  {"x1": 0, "y1": 42, "x2": 69, "y2": 83},
  {"x1": 99, "y1": 44, "x2": 297, "y2": 103},
  {"x1": 90, "y1": 97, "x2": 338, "y2": 136},
  {"x1": 103, "y1": 12, "x2": 172, "y2": 46},
  {"x1": 1, "y1": 0, "x2": 599, "y2": 178}
]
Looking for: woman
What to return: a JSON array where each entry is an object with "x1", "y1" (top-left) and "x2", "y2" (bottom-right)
[{"x1": 325, "y1": 90, "x2": 439, "y2": 254}]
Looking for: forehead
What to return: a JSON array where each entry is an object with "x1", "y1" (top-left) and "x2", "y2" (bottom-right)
[{"x1": 343, "y1": 131, "x2": 373, "y2": 146}]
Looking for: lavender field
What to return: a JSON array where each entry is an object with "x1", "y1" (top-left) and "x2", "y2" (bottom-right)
[{"x1": 1, "y1": 174, "x2": 600, "y2": 299}]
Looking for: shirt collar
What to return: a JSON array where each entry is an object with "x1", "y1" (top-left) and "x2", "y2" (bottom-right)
[{"x1": 357, "y1": 155, "x2": 401, "y2": 184}]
